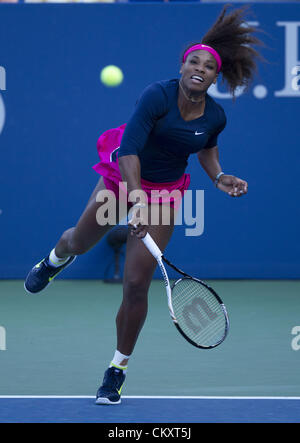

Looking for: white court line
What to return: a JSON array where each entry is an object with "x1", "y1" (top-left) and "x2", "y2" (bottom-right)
[{"x1": 0, "y1": 396, "x2": 300, "y2": 400}]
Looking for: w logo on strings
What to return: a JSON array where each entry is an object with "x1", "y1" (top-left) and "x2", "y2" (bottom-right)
[{"x1": 182, "y1": 298, "x2": 217, "y2": 334}]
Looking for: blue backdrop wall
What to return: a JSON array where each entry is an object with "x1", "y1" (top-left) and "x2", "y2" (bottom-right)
[{"x1": 0, "y1": 3, "x2": 299, "y2": 279}]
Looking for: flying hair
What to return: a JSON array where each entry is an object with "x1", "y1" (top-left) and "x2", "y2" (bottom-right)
[{"x1": 182, "y1": 4, "x2": 264, "y2": 97}]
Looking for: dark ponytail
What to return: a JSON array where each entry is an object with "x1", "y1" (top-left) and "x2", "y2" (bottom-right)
[{"x1": 183, "y1": 5, "x2": 264, "y2": 96}]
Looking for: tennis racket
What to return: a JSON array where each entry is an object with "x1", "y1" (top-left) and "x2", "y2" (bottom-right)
[{"x1": 141, "y1": 233, "x2": 229, "y2": 349}]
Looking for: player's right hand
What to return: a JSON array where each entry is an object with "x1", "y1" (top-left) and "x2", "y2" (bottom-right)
[{"x1": 128, "y1": 203, "x2": 149, "y2": 239}]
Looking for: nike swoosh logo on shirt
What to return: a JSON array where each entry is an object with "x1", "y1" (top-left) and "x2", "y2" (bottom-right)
[{"x1": 195, "y1": 131, "x2": 205, "y2": 135}]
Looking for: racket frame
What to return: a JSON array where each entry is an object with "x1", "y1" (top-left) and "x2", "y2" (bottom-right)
[
  {"x1": 169, "y1": 275, "x2": 230, "y2": 349},
  {"x1": 142, "y1": 233, "x2": 229, "y2": 349}
]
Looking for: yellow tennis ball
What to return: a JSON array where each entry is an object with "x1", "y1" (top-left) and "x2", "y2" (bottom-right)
[{"x1": 100, "y1": 65, "x2": 123, "y2": 87}]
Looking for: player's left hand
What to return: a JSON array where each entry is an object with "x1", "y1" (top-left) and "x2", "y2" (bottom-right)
[{"x1": 217, "y1": 175, "x2": 248, "y2": 197}]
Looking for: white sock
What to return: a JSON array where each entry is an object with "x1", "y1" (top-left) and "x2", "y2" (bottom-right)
[
  {"x1": 110, "y1": 350, "x2": 131, "y2": 373},
  {"x1": 49, "y1": 248, "x2": 69, "y2": 268}
]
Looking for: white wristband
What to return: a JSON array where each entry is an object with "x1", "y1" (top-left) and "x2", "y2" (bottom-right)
[{"x1": 214, "y1": 172, "x2": 224, "y2": 187}]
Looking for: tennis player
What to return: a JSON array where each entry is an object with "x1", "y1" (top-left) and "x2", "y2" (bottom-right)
[{"x1": 25, "y1": 6, "x2": 262, "y2": 404}]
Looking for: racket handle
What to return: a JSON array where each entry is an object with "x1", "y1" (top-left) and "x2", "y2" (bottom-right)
[
  {"x1": 132, "y1": 224, "x2": 162, "y2": 260},
  {"x1": 142, "y1": 233, "x2": 163, "y2": 260}
]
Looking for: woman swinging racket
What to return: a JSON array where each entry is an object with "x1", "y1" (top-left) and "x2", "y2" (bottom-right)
[{"x1": 25, "y1": 6, "x2": 262, "y2": 404}]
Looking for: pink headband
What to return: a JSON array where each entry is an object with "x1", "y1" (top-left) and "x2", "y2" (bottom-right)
[{"x1": 183, "y1": 44, "x2": 222, "y2": 73}]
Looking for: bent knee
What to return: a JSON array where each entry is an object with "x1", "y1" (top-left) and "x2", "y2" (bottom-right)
[{"x1": 123, "y1": 276, "x2": 150, "y2": 303}]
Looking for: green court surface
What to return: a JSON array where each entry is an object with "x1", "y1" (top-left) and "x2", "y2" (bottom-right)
[{"x1": 0, "y1": 280, "x2": 300, "y2": 397}]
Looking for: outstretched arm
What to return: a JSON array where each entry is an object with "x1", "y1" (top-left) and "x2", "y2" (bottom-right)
[
  {"x1": 118, "y1": 155, "x2": 148, "y2": 238},
  {"x1": 197, "y1": 146, "x2": 248, "y2": 197}
]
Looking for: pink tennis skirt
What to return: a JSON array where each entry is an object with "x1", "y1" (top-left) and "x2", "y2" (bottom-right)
[{"x1": 92, "y1": 124, "x2": 190, "y2": 209}]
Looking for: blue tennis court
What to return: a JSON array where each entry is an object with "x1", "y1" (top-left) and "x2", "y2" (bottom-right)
[
  {"x1": 1, "y1": 280, "x2": 300, "y2": 424},
  {"x1": 1, "y1": 396, "x2": 299, "y2": 423}
]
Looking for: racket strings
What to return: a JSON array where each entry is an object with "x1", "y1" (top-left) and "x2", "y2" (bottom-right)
[{"x1": 171, "y1": 278, "x2": 227, "y2": 347}]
